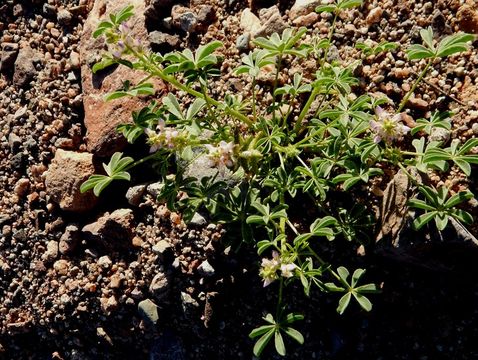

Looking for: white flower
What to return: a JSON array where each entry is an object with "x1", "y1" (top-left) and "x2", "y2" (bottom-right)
[
  {"x1": 144, "y1": 120, "x2": 179, "y2": 153},
  {"x1": 370, "y1": 106, "x2": 410, "y2": 144},
  {"x1": 205, "y1": 141, "x2": 235, "y2": 168},
  {"x1": 280, "y1": 263, "x2": 297, "y2": 278},
  {"x1": 260, "y1": 251, "x2": 280, "y2": 287}
]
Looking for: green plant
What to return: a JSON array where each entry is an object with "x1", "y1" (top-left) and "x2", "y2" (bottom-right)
[{"x1": 81, "y1": 5, "x2": 477, "y2": 357}]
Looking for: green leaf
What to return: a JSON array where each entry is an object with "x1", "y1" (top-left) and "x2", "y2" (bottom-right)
[
  {"x1": 355, "y1": 283, "x2": 379, "y2": 293},
  {"x1": 420, "y1": 27, "x2": 435, "y2": 51},
  {"x1": 408, "y1": 198, "x2": 436, "y2": 211},
  {"x1": 444, "y1": 190, "x2": 473, "y2": 208},
  {"x1": 285, "y1": 313, "x2": 304, "y2": 323},
  {"x1": 325, "y1": 282, "x2": 346, "y2": 292},
  {"x1": 353, "y1": 292, "x2": 372, "y2": 312},
  {"x1": 351, "y1": 268, "x2": 365, "y2": 288},
  {"x1": 115, "y1": 5, "x2": 135, "y2": 24},
  {"x1": 253, "y1": 329, "x2": 275, "y2": 357},
  {"x1": 337, "y1": 292, "x2": 351, "y2": 315},
  {"x1": 413, "y1": 211, "x2": 437, "y2": 230},
  {"x1": 338, "y1": 0, "x2": 363, "y2": 10},
  {"x1": 284, "y1": 327, "x2": 304, "y2": 345},
  {"x1": 337, "y1": 266, "x2": 349, "y2": 282},
  {"x1": 452, "y1": 209, "x2": 473, "y2": 225},
  {"x1": 92, "y1": 57, "x2": 116, "y2": 73},
  {"x1": 436, "y1": 32, "x2": 475, "y2": 58},
  {"x1": 406, "y1": 44, "x2": 435, "y2": 60},
  {"x1": 196, "y1": 41, "x2": 223, "y2": 61},
  {"x1": 249, "y1": 325, "x2": 275, "y2": 339},
  {"x1": 316, "y1": 5, "x2": 337, "y2": 13},
  {"x1": 93, "y1": 177, "x2": 113, "y2": 197},
  {"x1": 274, "y1": 331, "x2": 286, "y2": 356},
  {"x1": 454, "y1": 159, "x2": 471, "y2": 176},
  {"x1": 435, "y1": 213, "x2": 449, "y2": 231}
]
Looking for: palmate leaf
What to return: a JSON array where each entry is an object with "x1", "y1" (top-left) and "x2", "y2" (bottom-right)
[
  {"x1": 81, "y1": 153, "x2": 134, "y2": 197},
  {"x1": 436, "y1": 32, "x2": 475, "y2": 58}
]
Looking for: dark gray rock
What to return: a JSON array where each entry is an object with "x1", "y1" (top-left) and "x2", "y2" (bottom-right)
[
  {"x1": 43, "y1": 3, "x2": 56, "y2": 16},
  {"x1": 149, "y1": 271, "x2": 170, "y2": 302},
  {"x1": 125, "y1": 184, "x2": 146, "y2": 206},
  {"x1": 13, "y1": 46, "x2": 40, "y2": 87},
  {"x1": 149, "y1": 31, "x2": 180, "y2": 52},
  {"x1": 197, "y1": 5, "x2": 216, "y2": 26},
  {"x1": 152, "y1": 240, "x2": 173, "y2": 262},
  {"x1": 179, "y1": 12, "x2": 198, "y2": 33},
  {"x1": 82, "y1": 209, "x2": 134, "y2": 249},
  {"x1": 57, "y1": 9, "x2": 73, "y2": 25},
  {"x1": 59, "y1": 224, "x2": 81, "y2": 255},
  {"x1": 236, "y1": 33, "x2": 250, "y2": 52},
  {"x1": 0, "y1": 43, "x2": 19, "y2": 72},
  {"x1": 8, "y1": 133, "x2": 21, "y2": 153}
]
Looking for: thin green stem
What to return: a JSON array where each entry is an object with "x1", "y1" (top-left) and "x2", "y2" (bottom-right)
[
  {"x1": 252, "y1": 78, "x2": 257, "y2": 121},
  {"x1": 306, "y1": 246, "x2": 341, "y2": 282},
  {"x1": 321, "y1": 12, "x2": 338, "y2": 67},
  {"x1": 129, "y1": 48, "x2": 253, "y2": 127},
  {"x1": 272, "y1": 55, "x2": 283, "y2": 123},
  {"x1": 125, "y1": 151, "x2": 160, "y2": 171},
  {"x1": 294, "y1": 87, "x2": 320, "y2": 135},
  {"x1": 397, "y1": 59, "x2": 433, "y2": 113},
  {"x1": 276, "y1": 277, "x2": 284, "y2": 319},
  {"x1": 200, "y1": 82, "x2": 218, "y2": 125}
]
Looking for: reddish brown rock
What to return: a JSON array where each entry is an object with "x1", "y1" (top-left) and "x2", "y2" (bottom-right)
[
  {"x1": 80, "y1": 0, "x2": 167, "y2": 156},
  {"x1": 457, "y1": 5, "x2": 478, "y2": 34},
  {"x1": 45, "y1": 149, "x2": 98, "y2": 212}
]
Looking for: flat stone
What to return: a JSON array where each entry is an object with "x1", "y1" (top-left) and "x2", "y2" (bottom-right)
[
  {"x1": 289, "y1": 0, "x2": 322, "y2": 21},
  {"x1": 138, "y1": 299, "x2": 159, "y2": 326}
]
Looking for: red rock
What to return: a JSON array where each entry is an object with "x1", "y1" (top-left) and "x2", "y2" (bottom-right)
[
  {"x1": 458, "y1": 5, "x2": 478, "y2": 34},
  {"x1": 80, "y1": 0, "x2": 167, "y2": 156}
]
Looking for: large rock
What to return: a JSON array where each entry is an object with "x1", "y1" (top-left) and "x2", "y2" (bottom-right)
[
  {"x1": 0, "y1": 42, "x2": 19, "y2": 72},
  {"x1": 82, "y1": 208, "x2": 134, "y2": 249},
  {"x1": 289, "y1": 0, "x2": 322, "y2": 21},
  {"x1": 457, "y1": 4, "x2": 478, "y2": 34},
  {"x1": 80, "y1": 0, "x2": 167, "y2": 156},
  {"x1": 45, "y1": 150, "x2": 98, "y2": 212},
  {"x1": 13, "y1": 46, "x2": 40, "y2": 87}
]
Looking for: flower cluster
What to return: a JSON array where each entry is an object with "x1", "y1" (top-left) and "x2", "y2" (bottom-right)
[
  {"x1": 260, "y1": 251, "x2": 297, "y2": 287},
  {"x1": 370, "y1": 106, "x2": 410, "y2": 144},
  {"x1": 145, "y1": 120, "x2": 180, "y2": 153},
  {"x1": 111, "y1": 22, "x2": 144, "y2": 58},
  {"x1": 205, "y1": 141, "x2": 235, "y2": 168}
]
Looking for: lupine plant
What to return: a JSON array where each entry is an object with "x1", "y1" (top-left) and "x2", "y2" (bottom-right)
[{"x1": 81, "y1": 3, "x2": 477, "y2": 357}]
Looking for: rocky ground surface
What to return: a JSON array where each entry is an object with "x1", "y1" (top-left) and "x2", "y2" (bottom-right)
[{"x1": 1, "y1": 0, "x2": 478, "y2": 359}]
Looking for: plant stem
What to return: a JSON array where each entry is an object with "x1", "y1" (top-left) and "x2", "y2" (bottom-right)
[
  {"x1": 397, "y1": 59, "x2": 432, "y2": 113},
  {"x1": 126, "y1": 151, "x2": 161, "y2": 171},
  {"x1": 276, "y1": 277, "x2": 284, "y2": 319},
  {"x1": 130, "y1": 48, "x2": 253, "y2": 127},
  {"x1": 252, "y1": 78, "x2": 257, "y2": 122},
  {"x1": 200, "y1": 82, "x2": 218, "y2": 125},
  {"x1": 294, "y1": 87, "x2": 320, "y2": 134},
  {"x1": 321, "y1": 12, "x2": 338, "y2": 67},
  {"x1": 272, "y1": 55, "x2": 283, "y2": 123},
  {"x1": 306, "y1": 245, "x2": 341, "y2": 282}
]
